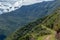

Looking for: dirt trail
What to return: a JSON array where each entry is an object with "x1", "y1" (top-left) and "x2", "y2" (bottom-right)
[
  {"x1": 44, "y1": 35, "x2": 54, "y2": 40},
  {"x1": 44, "y1": 35, "x2": 52, "y2": 40}
]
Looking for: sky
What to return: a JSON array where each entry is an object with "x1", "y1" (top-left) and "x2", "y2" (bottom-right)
[
  {"x1": 22, "y1": 0, "x2": 54, "y2": 5},
  {"x1": 0, "y1": 0, "x2": 54, "y2": 5}
]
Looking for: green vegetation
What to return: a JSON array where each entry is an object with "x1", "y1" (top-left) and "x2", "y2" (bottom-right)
[{"x1": 5, "y1": 7, "x2": 60, "y2": 40}]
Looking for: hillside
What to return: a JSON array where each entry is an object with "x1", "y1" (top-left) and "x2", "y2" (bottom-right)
[
  {"x1": 0, "y1": 0, "x2": 60, "y2": 40},
  {"x1": 42, "y1": 7, "x2": 60, "y2": 30},
  {"x1": 5, "y1": 7, "x2": 60, "y2": 40},
  {"x1": 0, "y1": 0, "x2": 58, "y2": 36},
  {"x1": 5, "y1": 16, "x2": 52, "y2": 40}
]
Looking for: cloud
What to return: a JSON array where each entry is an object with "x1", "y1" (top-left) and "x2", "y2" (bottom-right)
[
  {"x1": 0, "y1": 0, "x2": 54, "y2": 14},
  {"x1": 9, "y1": 0, "x2": 54, "y2": 12},
  {"x1": 22, "y1": 0, "x2": 54, "y2": 5}
]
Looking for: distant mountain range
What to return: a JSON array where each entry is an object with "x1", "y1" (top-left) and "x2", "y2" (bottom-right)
[{"x1": 0, "y1": 0, "x2": 60, "y2": 40}]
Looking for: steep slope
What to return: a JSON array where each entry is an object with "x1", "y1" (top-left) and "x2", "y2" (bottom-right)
[
  {"x1": 0, "y1": 0, "x2": 60, "y2": 40},
  {"x1": 42, "y1": 7, "x2": 60, "y2": 29},
  {"x1": 5, "y1": 16, "x2": 52, "y2": 40},
  {"x1": 0, "y1": 1, "x2": 57, "y2": 35},
  {"x1": 5, "y1": 7, "x2": 60, "y2": 40}
]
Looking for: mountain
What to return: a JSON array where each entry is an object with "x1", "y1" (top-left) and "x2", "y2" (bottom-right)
[
  {"x1": 42, "y1": 7, "x2": 60, "y2": 30},
  {"x1": 0, "y1": 0, "x2": 60, "y2": 40},
  {"x1": 5, "y1": 14, "x2": 52, "y2": 40},
  {"x1": 5, "y1": 6, "x2": 60, "y2": 40}
]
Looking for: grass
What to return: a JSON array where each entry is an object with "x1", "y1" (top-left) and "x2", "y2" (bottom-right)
[
  {"x1": 50, "y1": 35, "x2": 56, "y2": 40},
  {"x1": 37, "y1": 34, "x2": 56, "y2": 40},
  {"x1": 38, "y1": 35, "x2": 48, "y2": 40},
  {"x1": 37, "y1": 25, "x2": 56, "y2": 40}
]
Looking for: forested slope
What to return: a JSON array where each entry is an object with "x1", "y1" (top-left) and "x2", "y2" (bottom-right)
[{"x1": 5, "y1": 7, "x2": 60, "y2": 40}]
